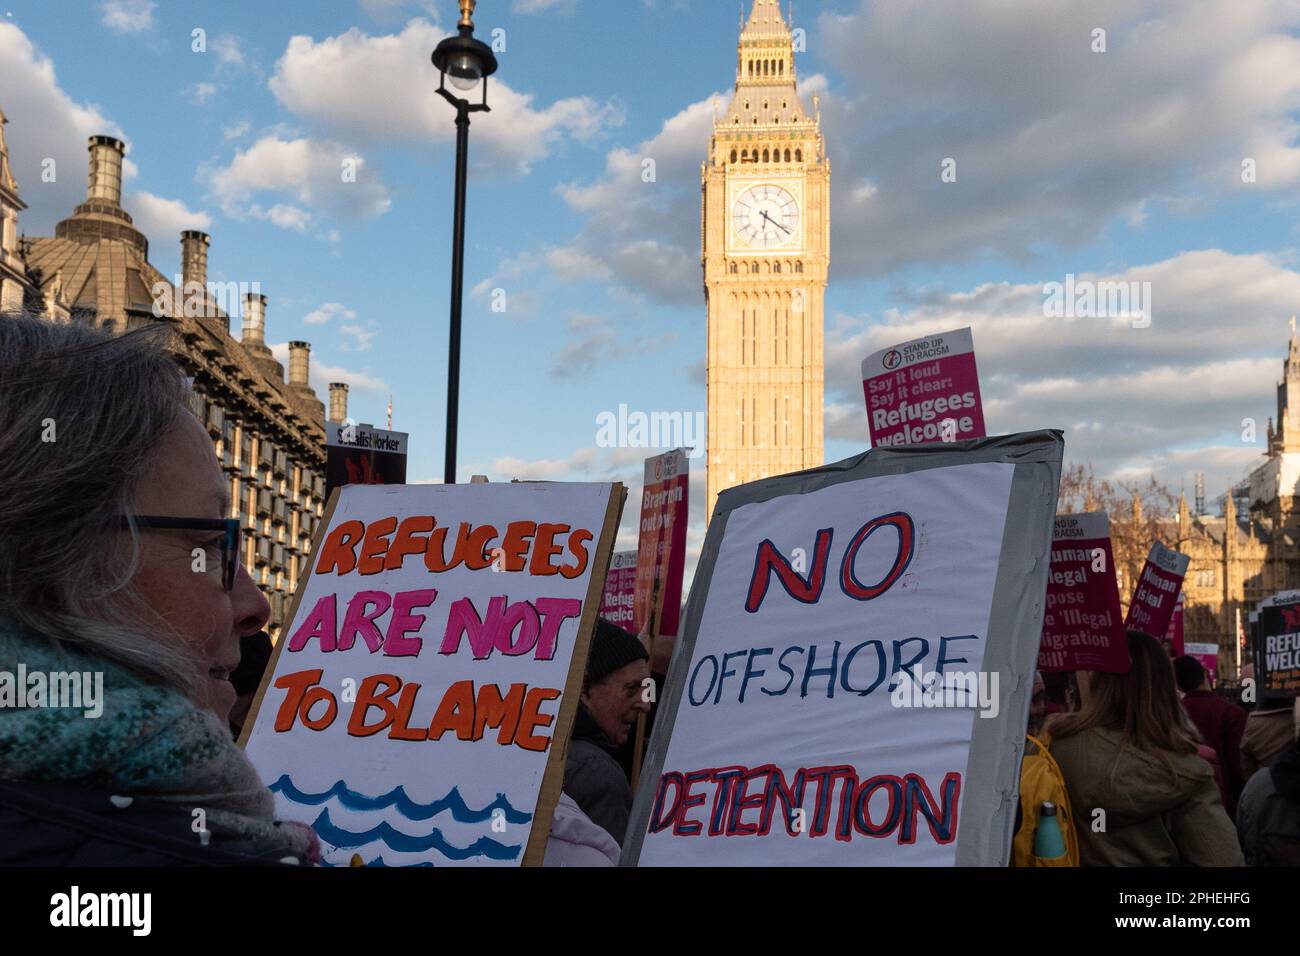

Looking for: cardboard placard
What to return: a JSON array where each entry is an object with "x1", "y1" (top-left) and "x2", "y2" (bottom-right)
[
  {"x1": 241, "y1": 481, "x2": 625, "y2": 866},
  {"x1": 623, "y1": 431, "x2": 1063, "y2": 866},
  {"x1": 861, "y1": 328, "x2": 986, "y2": 448},
  {"x1": 633, "y1": 449, "x2": 689, "y2": 639},
  {"x1": 1254, "y1": 591, "x2": 1300, "y2": 698},
  {"x1": 1039, "y1": 513, "x2": 1128, "y2": 673},
  {"x1": 600, "y1": 550, "x2": 638, "y2": 631},
  {"x1": 1123, "y1": 542, "x2": 1189, "y2": 640}
]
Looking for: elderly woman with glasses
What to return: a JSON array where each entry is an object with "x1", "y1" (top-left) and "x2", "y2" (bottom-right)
[{"x1": 0, "y1": 313, "x2": 318, "y2": 865}]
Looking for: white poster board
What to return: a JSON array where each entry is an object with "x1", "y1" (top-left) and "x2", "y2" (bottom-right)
[
  {"x1": 242, "y1": 481, "x2": 623, "y2": 866},
  {"x1": 625, "y1": 432, "x2": 1062, "y2": 866}
]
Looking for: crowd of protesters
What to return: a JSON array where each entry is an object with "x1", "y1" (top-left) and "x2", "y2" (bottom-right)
[{"x1": 0, "y1": 313, "x2": 1297, "y2": 867}]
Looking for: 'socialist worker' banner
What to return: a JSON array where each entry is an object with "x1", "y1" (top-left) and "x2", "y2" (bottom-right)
[
  {"x1": 326, "y1": 422, "x2": 409, "y2": 499},
  {"x1": 1254, "y1": 591, "x2": 1300, "y2": 697},
  {"x1": 1039, "y1": 513, "x2": 1127, "y2": 673},
  {"x1": 1123, "y1": 541, "x2": 1190, "y2": 641},
  {"x1": 600, "y1": 550, "x2": 638, "y2": 631},
  {"x1": 633, "y1": 449, "x2": 689, "y2": 638},
  {"x1": 242, "y1": 482, "x2": 624, "y2": 866},
  {"x1": 624, "y1": 431, "x2": 1063, "y2": 866},
  {"x1": 861, "y1": 327, "x2": 986, "y2": 448}
]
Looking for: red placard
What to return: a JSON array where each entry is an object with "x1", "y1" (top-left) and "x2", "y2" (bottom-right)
[
  {"x1": 1039, "y1": 513, "x2": 1128, "y2": 672},
  {"x1": 633, "y1": 449, "x2": 689, "y2": 638},
  {"x1": 1124, "y1": 541, "x2": 1190, "y2": 641}
]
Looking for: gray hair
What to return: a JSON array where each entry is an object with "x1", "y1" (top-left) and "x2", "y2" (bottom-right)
[{"x1": 0, "y1": 311, "x2": 202, "y2": 694}]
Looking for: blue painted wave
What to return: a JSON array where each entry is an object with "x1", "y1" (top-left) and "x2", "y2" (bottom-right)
[
  {"x1": 319, "y1": 855, "x2": 436, "y2": 868},
  {"x1": 311, "y1": 807, "x2": 522, "y2": 861},
  {"x1": 269, "y1": 775, "x2": 532, "y2": 824}
]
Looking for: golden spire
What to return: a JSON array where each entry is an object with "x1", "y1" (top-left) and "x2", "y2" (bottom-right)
[{"x1": 459, "y1": 0, "x2": 476, "y2": 29}]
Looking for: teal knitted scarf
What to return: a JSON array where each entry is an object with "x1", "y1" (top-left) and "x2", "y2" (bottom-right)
[{"x1": 0, "y1": 616, "x2": 316, "y2": 863}]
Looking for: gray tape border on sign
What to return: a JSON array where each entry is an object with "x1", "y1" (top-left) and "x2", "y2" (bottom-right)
[{"x1": 620, "y1": 429, "x2": 1064, "y2": 867}]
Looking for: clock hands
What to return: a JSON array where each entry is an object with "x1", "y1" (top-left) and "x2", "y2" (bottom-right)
[{"x1": 760, "y1": 209, "x2": 791, "y2": 235}]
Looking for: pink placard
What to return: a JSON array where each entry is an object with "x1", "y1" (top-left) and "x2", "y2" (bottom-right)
[
  {"x1": 1039, "y1": 513, "x2": 1129, "y2": 672},
  {"x1": 600, "y1": 550, "x2": 638, "y2": 631},
  {"x1": 861, "y1": 327, "x2": 986, "y2": 447},
  {"x1": 1123, "y1": 541, "x2": 1190, "y2": 641},
  {"x1": 634, "y1": 449, "x2": 689, "y2": 638}
]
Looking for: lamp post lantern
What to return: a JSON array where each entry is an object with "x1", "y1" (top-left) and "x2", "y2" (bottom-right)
[{"x1": 432, "y1": 0, "x2": 498, "y2": 484}]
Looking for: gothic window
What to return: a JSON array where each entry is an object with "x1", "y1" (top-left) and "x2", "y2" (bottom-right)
[
  {"x1": 763, "y1": 148, "x2": 770, "y2": 162},
  {"x1": 751, "y1": 261, "x2": 758, "y2": 274},
  {"x1": 752, "y1": 397, "x2": 758, "y2": 447},
  {"x1": 748, "y1": 61, "x2": 753, "y2": 77},
  {"x1": 773, "y1": 261, "x2": 781, "y2": 274},
  {"x1": 729, "y1": 262, "x2": 738, "y2": 274},
  {"x1": 795, "y1": 148, "x2": 802, "y2": 162},
  {"x1": 784, "y1": 148, "x2": 791, "y2": 162},
  {"x1": 730, "y1": 149, "x2": 737, "y2": 164},
  {"x1": 795, "y1": 261, "x2": 803, "y2": 273}
]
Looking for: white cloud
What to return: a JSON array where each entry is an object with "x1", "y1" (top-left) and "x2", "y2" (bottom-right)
[
  {"x1": 268, "y1": 18, "x2": 624, "y2": 177},
  {"x1": 548, "y1": 312, "x2": 675, "y2": 379},
  {"x1": 205, "y1": 135, "x2": 392, "y2": 228},
  {"x1": 190, "y1": 82, "x2": 216, "y2": 104},
  {"x1": 554, "y1": 91, "x2": 734, "y2": 303},
  {"x1": 99, "y1": 0, "x2": 155, "y2": 34},
  {"x1": 512, "y1": 0, "x2": 577, "y2": 12},
  {"x1": 222, "y1": 119, "x2": 251, "y2": 141},
  {"x1": 127, "y1": 191, "x2": 212, "y2": 240},
  {"x1": 303, "y1": 302, "x2": 355, "y2": 325},
  {"x1": 816, "y1": 0, "x2": 1300, "y2": 274},
  {"x1": 269, "y1": 341, "x2": 391, "y2": 395},
  {"x1": 823, "y1": 248, "x2": 1300, "y2": 496},
  {"x1": 0, "y1": 24, "x2": 125, "y2": 232},
  {"x1": 211, "y1": 34, "x2": 247, "y2": 69}
]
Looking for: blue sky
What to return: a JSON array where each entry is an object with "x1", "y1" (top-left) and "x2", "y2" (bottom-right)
[{"x1": 4, "y1": 0, "x2": 1300, "y2": 577}]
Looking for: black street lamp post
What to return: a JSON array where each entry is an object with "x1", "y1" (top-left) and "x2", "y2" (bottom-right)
[{"x1": 432, "y1": 0, "x2": 498, "y2": 484}]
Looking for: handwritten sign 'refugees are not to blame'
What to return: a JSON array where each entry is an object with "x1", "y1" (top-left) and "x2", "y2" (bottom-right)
[{"x1": 242, "y1": 482, "x2": 624, "y2": 867}]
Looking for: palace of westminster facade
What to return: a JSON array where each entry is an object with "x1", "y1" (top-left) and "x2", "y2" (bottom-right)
[{"x1": 0, "y1": 110, "x2": 350, "y2": 637}]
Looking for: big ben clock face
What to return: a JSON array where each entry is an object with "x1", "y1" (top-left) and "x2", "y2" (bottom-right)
[{"x1": 732, "y1": 184, "x2": 800, "y2": 249}]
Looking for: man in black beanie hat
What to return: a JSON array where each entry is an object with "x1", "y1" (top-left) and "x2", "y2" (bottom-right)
[{"x1": 563, "y1": 618, "x2": 651, "y2": 847}]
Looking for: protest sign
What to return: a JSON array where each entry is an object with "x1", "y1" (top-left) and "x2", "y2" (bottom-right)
[
  {"x1": 241, "y1": 481, "x2": 625, "y2": 866},
  {"x1": 1039, "y1": 513, "x2": 1127, "y2": 673},
  {"x1": 1184, "y1": 643, "x2": 1219, "y2": 684},
  {"x1": 861, "y1": 328, "x2": 986, "y2": 448},
  {"x1": 624, "y1": 431, "x2": 1063, "y2": 866},
  {"x1": 600, "y1": 550, "x2": 638, "y2": 631},
  {"x1": 1122, "y1": 542, "x2": 1189, "y2": 641},
  {"x1": 1253, "y1": 591, "x2": 1300, "y2": 698},
  {"x1": 633, "y1": 448, "x2": 689, "y2": 639},
  {"x1": 326, "y1": 422, "x2": 409, "y2": 499},
  {"x1": 1165, "y1": 591, "x2": 1185, "y2": 657}
]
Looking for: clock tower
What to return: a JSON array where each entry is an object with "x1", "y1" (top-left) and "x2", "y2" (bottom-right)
[{"x1": 704, "y1": 0, "x2": 829, "y2": 520}]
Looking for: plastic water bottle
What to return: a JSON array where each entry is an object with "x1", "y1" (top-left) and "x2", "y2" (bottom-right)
[{"x1": 1034, "y1": 801, "x2": 1067, "y2": 860}]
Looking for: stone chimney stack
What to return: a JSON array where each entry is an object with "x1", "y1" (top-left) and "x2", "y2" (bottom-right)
[
  {"x1": 328, "y1": 382, "x2": 349, "y2": 423},
  {"x1": 87, "y1": 135, "x2": 125, "y2": 205},
  {"x1": 288, "y1": 341, "x2": 311, "y2": 389},
  {"x1": 242, "y1": 293, "x2": 268, "y2": 351},
  {"x1": 181, "y1": 230, "x2": 209, "y2": 291}
]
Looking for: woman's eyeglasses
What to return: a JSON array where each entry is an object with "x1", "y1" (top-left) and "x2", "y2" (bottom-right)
[{"x1": 118, "y1": 515, "x2": 242, "y2": 591}]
